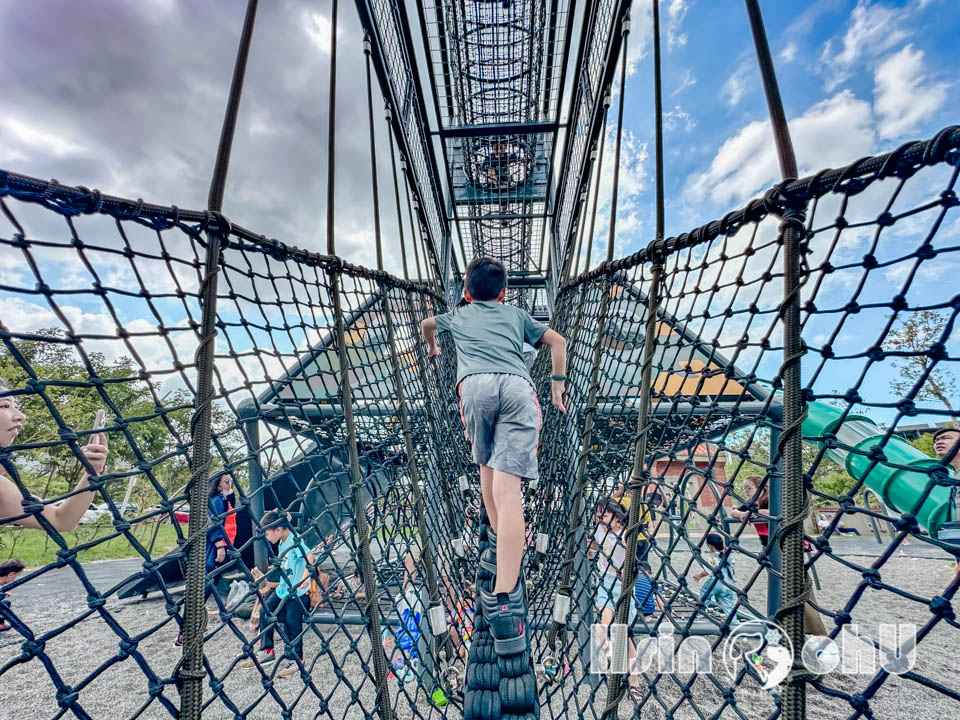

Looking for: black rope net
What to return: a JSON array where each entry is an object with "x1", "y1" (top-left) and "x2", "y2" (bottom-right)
[{"x1": 1, "y1": 127, "x2": 959, "y2": 720}]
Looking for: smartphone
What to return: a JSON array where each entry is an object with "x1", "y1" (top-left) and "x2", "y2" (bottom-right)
[{"x1": 89, "y1": 409, "x2": 107, "y2": 445}]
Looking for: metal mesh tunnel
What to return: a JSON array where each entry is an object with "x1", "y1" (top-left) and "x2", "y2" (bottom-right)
[{"x1": 1, "y1": 2, "x2": 960, "y2": 720}]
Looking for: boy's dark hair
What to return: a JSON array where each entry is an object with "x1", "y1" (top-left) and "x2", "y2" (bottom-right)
[
  {"x1": 0, "y1": 558, "x2": 25, "y2": 577},
  {"x1": 933, "y1": 427, "x2": 960, "y2": 441},
  {"x1": 705, "y1": 533, "x2": 725, "y2": 552},
  {"x1": 262, "y1": 509, "x2": 292, "y2": 531},
  {"x1": 465, "y1": 257, "x2": 507, "y2": 301},
  {"x1": 598, "y1": 499, "x2": 627, "y2": 525}
]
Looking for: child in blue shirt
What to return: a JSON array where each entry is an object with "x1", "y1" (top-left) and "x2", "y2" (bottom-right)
[
  {"x1": 633, "y1": 561, "x2": 663, "y2": 620},
  {"x1": 693, "y1": 533, "x2": 736, "y2": 615},
  {"x1": 240, "y1": 510, "x2": 313, "y2": 678}
]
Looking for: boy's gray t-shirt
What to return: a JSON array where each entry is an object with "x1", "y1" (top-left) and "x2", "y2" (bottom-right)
[{"x1": 434, "y1": 301, "x2": 548, "y2": 387}]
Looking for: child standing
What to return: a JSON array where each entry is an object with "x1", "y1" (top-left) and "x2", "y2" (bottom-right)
[
  {"x1": 589, "y1": 501, "x2": 646, "y2": 701},
  {"x1": 240, "y1": 510, "x2": 313, "y2": 678},
  {"x1": 590, "y1": 501, "x2": 637, "y2": 628},
  {"x1": 421, "y1": 257, "x2": 567, "y2": 655},
  {"x1": 633, "y1": 562, "x2": 664, "y2": 621},
  {"x1": 693, "y1": 533, "x2": 736, "y2": 615}
]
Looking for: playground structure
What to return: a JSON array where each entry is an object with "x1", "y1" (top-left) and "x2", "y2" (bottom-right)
[{"x1": 1, "y1": 1, "x2": 959, "y2": 720}]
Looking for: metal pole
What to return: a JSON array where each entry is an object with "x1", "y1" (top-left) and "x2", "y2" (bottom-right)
[
  {"x1": 180, "y1": 2, "x2": 258, "y2": 716},
  {"x1": 243, "y1": 418, "x2": 267, "y2": 572}
]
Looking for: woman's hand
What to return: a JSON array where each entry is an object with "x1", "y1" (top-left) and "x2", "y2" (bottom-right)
[
  {"x1": 216, "y1": 545, "x2": 226, "y2": 564},
  {"x1": 82, "y1": 433, "x2": 108, "y2": 475}
]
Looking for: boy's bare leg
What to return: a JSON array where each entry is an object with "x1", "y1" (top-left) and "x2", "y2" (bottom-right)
[
  {"x1": 479, "y1": 463, "x2": 497, "y2": 529},
  {"x1": 492, "y1": 468, "x2": 524, "y2": 594}
]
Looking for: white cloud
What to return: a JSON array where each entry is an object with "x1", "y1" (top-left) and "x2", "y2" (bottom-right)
[
  {"x1": 687, "y1": 90, "x2": 876, "y2": 208},
  {"x1": 873, "y1": 44, "x2": 948, "y2": 139},
  {"x1": 666, "y1": 0, "x2": 689, "y2": 51},
  {"x1": 303, "y1": 11, "x2": 334, "y2": 55},
  {"x1": 722, "y1": 64, "x2": 751, "y2": 108},
  {"x1": 820, "y1": 0, "x2": 909, "y2": 91},
  {"x1": 579, "y1": 127, "x2": 649, "y2": 267},
  {"x1": 671, "y1": 68, "x2": 696, "y2": 96},
  {"x1": 1, "y1": 117, "x2": 84, "y2": 159},
  {"x1": 663, "y1": 106, "x2": 696, "y2": 133},
  {"x1": 780, "y1": 41, "x2": 799, "y2": 64},
  {"x1": 0, "y1": 248, "x2": 27, "y2": 286},
  {"x1": 624, "y1": 0, "x2": 690, "y2": 76},
  {"x1": 624, "y1": 3, "x2": 653, "y2": 77}
]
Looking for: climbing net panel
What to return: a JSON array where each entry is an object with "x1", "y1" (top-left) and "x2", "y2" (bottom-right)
[
  {"x1": 524, "y1": 128, "x2": 960, "y2": 720},
  {"x1": 0, "y1": 176, "x2": 475, "y2": 718},
  {"x1": 1, "y1": 127, "x2": 959, "y2": 720}
]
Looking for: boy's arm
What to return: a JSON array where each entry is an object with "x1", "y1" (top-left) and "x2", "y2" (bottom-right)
[
  {"x1": 299, "y1": 550, "x2": 314, "y2": 592},
  {"x1": 420, "y1": 316, "x2": 441, "y2": 357},
  {"x1": 538, "y1": 328, "x2": 567, "y2": 413}
]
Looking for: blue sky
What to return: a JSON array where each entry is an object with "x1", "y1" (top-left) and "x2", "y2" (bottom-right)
[
  {"x1": 580, "y1": 0, "x2": 960, "y2": 260},
  {"x1": 0, "y1": 0, "x2": 957, "y2": 429}
]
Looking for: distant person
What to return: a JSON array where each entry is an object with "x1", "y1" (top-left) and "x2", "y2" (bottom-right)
[
  {"x1": 693, "y1": 533, "x2": 736, "y2": 615},
  {"x1": 589, "y1": 500, "x2": 644, "y2": 699},
  {"x1": 240, "y1": 510, "x2": 313, "y2": 678},
  {"x1": 817, "y1": 513, "x2": 830, "y2": 533},
  {"x1": 833, "y1": 514, "x2": 861, "y2": 536},
  {"x1": 609, "y1": 482, "x2": 652, "y2": 564},
  {"x1": 0, "y1": 380, "x2": 108, "y2": 532},
  {"x1": 0, "y1": 558, "x2": 25, "y2": 632},
  {"x1": 633, "y1": 561, "x2": 664, "y2": 621},
  {"x1": 206, "y1": 474, "x2": 238, "y2": 598},
  {"x1": 933, "y1": 428, "x2": 960, "y2": 578},
  {"x1": 730, "y1": 475, "x2": 769, "y2": 548},
  {"x1": 934, "y1": 427, "x2": 960, "y2": 475},
  {"x1": 590, "y1": 500, "x2": 637, "y2": 628}
]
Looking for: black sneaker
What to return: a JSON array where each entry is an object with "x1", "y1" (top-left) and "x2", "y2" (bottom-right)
[
  {"x1": 479, "y1": 530, "x2": 498, "y2": 575},
  {"x1": 479, "y1": 580, "x2": 527, "y2": 655}
]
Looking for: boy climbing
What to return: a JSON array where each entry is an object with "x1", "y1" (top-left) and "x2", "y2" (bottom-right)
[{"x1": 421, "y1": 256, "x2": 567, "y2": 656}]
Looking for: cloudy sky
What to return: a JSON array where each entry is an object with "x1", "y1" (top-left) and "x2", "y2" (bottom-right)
[
  {"x1": 0, "y1": 0, "x2": 958, "y2": 425},
  {"x1": 1, "y1": 0, "x2": 957, "y2": 269}
]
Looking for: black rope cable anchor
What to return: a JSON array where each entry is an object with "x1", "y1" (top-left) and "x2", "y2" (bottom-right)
[
  {"x1": 327, "y1": 4, "x2": 393, "y2": 717},
  {"x1": 745, "y1": 3, "x2": 812, "y2": 719},
  {"x1": 603, "y1": 6, "x2": 663, "y2": 713},
  {"x1": 364, "y1": 31, "x2": 457, "y2": 699},
  {"x1": 179, "y1": 2, "x2": 257, "y2": 717}
]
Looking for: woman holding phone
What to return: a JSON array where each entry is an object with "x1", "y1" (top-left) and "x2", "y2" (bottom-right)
[{"x1": 0, "y1": 380, "x2": 109, "y2": 532}]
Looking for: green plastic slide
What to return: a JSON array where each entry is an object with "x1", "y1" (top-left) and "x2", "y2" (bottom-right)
[{"x1": 801, "y1": 400, "x2": 953, "y2": 537}]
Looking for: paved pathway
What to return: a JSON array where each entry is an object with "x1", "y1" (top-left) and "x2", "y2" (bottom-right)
[{"x1": 10, "y1": 531, "x2": 950, "y2": 606}]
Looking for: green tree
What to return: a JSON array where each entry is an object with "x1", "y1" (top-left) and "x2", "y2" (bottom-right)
[
  {"x1": 0, "y1": 328, "x2": 241, "y2": 511},
  {"x1": 816, "y1": 470, "x2": 857, "y2": 499},
  {"x1": 887, "y1": 310, "x2": 958, "y2": 428},
  {"x1": 909, "y1": 432, "x2": 938, "y2": 458}
]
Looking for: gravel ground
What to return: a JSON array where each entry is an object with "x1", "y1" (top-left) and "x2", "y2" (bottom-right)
[{"x1": 1, "y1": 545, "x2": 958, "y2": 720}]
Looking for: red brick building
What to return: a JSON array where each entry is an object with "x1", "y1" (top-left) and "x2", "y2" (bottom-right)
[{"x1": 651, "y1": 444, "x2": 732, "y2": 528}]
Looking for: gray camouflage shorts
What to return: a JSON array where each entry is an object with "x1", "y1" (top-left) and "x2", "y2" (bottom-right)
[{"x1": 457, "y1": 373, "x2": 541, "y2": 479}]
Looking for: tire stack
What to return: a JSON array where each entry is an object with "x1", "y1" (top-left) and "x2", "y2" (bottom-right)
[{"x1": 464, "y1": 517, "x2": 540, "y2": 720}]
